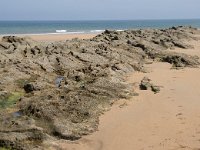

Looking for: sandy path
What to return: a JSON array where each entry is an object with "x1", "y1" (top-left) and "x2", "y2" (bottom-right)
[{"x1": 52, "y1": 41, "x2": 200, "y2": 150}]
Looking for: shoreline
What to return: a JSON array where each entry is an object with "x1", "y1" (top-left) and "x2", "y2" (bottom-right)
[
  {"x1": 0, "y1": 28, "x2": 199, "y2": 42},
  {"x1": 0, "y1": 30, "x2": 104, "y2": 36}
]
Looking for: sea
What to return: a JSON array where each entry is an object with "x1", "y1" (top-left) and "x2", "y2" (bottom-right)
[{"x1": 0, "y1": 19, "x2": 200, "y2": 35}]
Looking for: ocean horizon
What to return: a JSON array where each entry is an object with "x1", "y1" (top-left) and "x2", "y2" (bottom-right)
[{"x1": 0, "y1": 19, "x2": 200, "y2": 35}]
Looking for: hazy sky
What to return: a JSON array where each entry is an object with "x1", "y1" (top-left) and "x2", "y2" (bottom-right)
[{"x1": 0, "y1": 0, "x2": 199, "y2": 20}]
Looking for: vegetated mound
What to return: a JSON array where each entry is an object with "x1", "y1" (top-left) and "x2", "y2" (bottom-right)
[{"x1": 0, "y1": 26, "x2": 199, "y2": 149}]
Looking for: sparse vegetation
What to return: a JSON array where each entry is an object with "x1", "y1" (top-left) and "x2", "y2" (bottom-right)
[
  {"x1": 0, "y1": 92, "x2": 23, "y2": 109},
  {"x1": 0, "y1": 147, "x2": 11, "y2": 150}
]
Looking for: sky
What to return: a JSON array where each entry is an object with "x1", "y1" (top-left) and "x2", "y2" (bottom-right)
[{"x1": 0, "y1": 0, "x2": 199, "y2": 20}]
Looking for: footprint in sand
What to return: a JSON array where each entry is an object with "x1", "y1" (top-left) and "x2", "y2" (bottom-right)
[
  {"x1": 178, "y1": 106, "x2": 184, "y2": 111},
  {"x1": 177, "y1": 131, "x2": 183, "y2": 134},
  {"x1": 178, "y1": 117, "x2": 186, "y2": 120},
  {"x1": 175, "y1": 113, "x2": 187, "y2": 124},
  {"x1": 176, "y1": 113, "x2": 183, "y2": 116},
  {"x1": 138, "y1": 138, "x2": 143, "y2": 142}
]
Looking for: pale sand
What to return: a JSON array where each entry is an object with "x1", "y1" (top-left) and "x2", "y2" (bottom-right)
[
  {"x1": 54, "y1": 40, "x2": 200, "y2": 150},
  {"x1": 0, "y1": 33, "x2": 98, "y2": 42},
  {"x1": 29, "y1": 33, "x2": 98, "y2": 41}
]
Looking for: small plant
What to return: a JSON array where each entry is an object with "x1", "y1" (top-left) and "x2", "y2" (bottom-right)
[{"x1": 0, "y1": 92, "x2": 23, "y2": 109}]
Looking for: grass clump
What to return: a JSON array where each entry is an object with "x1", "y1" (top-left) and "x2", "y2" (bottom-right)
[{"x1": 0, "y1": 92, "x2": 23, "y2": 109}]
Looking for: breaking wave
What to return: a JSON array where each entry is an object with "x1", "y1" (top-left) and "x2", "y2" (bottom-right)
[{"x1": 56, "y1": 30, "x2": 67, "y2": 33}]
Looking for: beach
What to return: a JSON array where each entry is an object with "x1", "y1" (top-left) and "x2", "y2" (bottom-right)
[
  {"x1": 0, "y1": 33, "x2": 98, "y2": 42},
  {"x1": 27, "y1": 33, "x2": 98, "y2": 42},
  {"x1": 42, "y1": 39, "x2": 200, "y2": 150},
  {"x1": 1, "y1": 26, "x2": 200, "y2": 150},
  {"x1": 1, "y1": 0, "x2": 200, "y2": 149}
]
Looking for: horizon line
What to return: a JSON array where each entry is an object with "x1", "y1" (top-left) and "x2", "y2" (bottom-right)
[{"x1": 0, "y1": 18, "x2": 200, "y2": 22}]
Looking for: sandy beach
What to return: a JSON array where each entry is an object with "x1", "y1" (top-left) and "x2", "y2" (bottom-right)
[
  {"x1": 0, "y1": 33, "x2": 98, "y2": 42},
  {"x1": 29, "y1": 33, "x2": 98, "y2": 42},
  {"x1": 54, "y1": 41, "x2": 200, "y2": 150}
]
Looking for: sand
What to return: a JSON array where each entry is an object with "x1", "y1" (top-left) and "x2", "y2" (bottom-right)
[
  {"x1": 56, "y1": 40, "x2": 200, "y2": 150},
  {"x1": 0, "y1": 33, "x2": 98, "y2": 42},
  {"x1": 29, "y1": 33, "x2": 98, "y2": 42}
]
